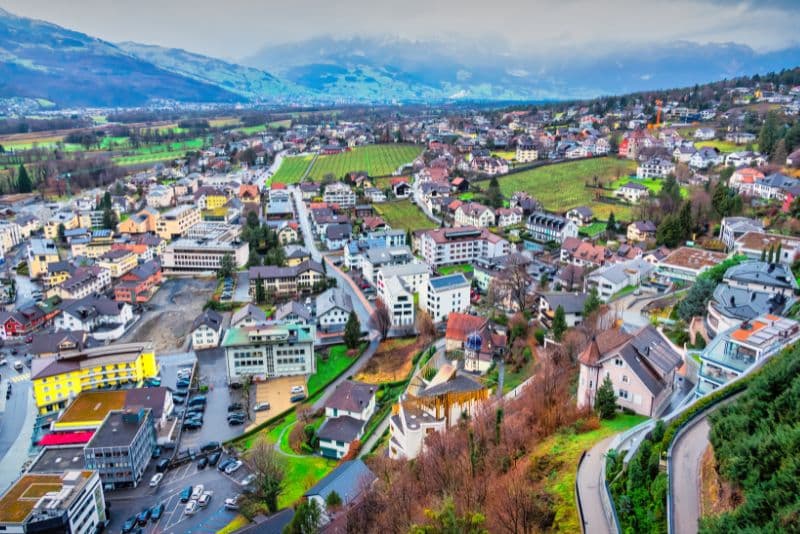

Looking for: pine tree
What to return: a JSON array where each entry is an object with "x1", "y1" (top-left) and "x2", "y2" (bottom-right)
[
  {"x1": 759, "y1": 111, "x2": 780, "y2": 156},
  {"x1": 17, "y1": 164, "x2": 32, "y2": 193},
  {"x1": 102, "y1": 207, "x2": 118, "y2": 230},
  {"x1": 760, "y1": 248, "x2": 767, "y2": 262},
  {"x1": 584, "y1": 287, "x2": 601, "y2": 317},
  {"x1": 606, "y1": 211, "x2": 616, "y2": 232},
  {"x1": 595, "y1": 375, "x2": 618, "y2": 419},
  {"x1": 552, "y1": 305, "x2": 567, "y2": 341},
  {"x1": 343, "y1": 310, "x2": 361, "y2": 350},
  {"x1": 486, "y1": 176, "x2": 503, "y2": 208}
]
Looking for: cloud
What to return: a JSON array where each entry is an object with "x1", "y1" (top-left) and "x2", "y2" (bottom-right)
[{"x1": 0, "y1": 0, "x2": 797, "y2": 60}]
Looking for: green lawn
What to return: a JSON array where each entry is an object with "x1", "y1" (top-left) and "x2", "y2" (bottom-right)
[
  {"x1": 492, "y1": 150, "x2": 517, "y2": 161},
  {"x1": 306, "y1": 344, "x2": 358, "y2": 397},
  {"x1": 459, "y1": 192, "x2": 476, "y2": 201},
  {"x1": 270, "y1": 155, "x2": 314, "y2": 185},
  {"x1": 498, "y1": 158, "x2": 637, "y2": 221},
  {"x1": 695, "y1": 139, "x2": 753, "y2": 153},
  {"x1": 306, "y1": 144, "x2": 422, "y2": 180},
  {"x1": 579, "y1": 221, "x2": 608, "y2": 238},
  {"x1": 534, "y1": 414, "x2": 647, "y2": 532},
  {"x1": 610, "y1": 176, "x2": 689, "y2": 198},
  {"x1": 374, "y1": 200, "x2": 437, "y2": 231},
  {"x1": 438, "y1": 264, "x2": 474, "y2": 275}
]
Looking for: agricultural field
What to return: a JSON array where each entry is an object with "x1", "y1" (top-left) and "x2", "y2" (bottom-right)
[
  {"x1": 498, "y1": 158, "x2": 637, "y2": 220},
  {"x1": 112, "y1": 138, "x2": 206, "y2": 166},
  {"x1": 356, "y1": 337, "x2": 424, "y2": 383},
  {"x1": 374, "y1": 200, "x2": 437, "y2": 231},
  {"x1": 306, "y1": 144, "x2": 422, "y2": 180},
  {"x1": 492, "y1": 150, "x2": 517, "y2": 161},
  {"x1": 270, "y1": 155, "x2": 314, "y2": 185},
  {"x1": 267, "y1": 119, "x2": 292, "y2": 129}
]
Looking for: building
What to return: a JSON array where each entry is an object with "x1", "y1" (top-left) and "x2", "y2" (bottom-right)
[
  {"x1": 304, "y1": 460, "x2": 376, "y2": 521},
  {"x1": 526, "y1": 212, "x2": 579, "y2": 243},
  {"x1": 117, "y1": 207, "x2": 160, "y2": 235},
  {"x1": 274, "y1": 301, "x2": 313, "y2": 324},
  {"x1": 30, "y1": 343, "x2": 158, "y2": 414},
  {"x1": 223, "y1": 323, "x2": 316, "y2": 383},
  {"x1": 323, "y1": 182, "x2": 356, "y2": 208},
  {"x1": 375, "y1": 262, "x2": 429, "y2": 296},
  {"x1": 444, "y1": 313, "x2": 506, "y2": 373},
  {"x1": 114, "y1": 260, "x2": 162, "y2": 304},
  {"x1": 734, "y1": 231, "x2": 800, "y2": 266},
  {"x1": 566, "y1": 206, "x2": 594, "y2": 227},
  {"x1": 248, "y1": 260, "x2": 325, "y2": 299},
  {"x1": 495, "y1": 207, "x2": 524, "y2": 227},
  {"x1": 324, "y1": 222, "x2": 352, "y2": 250},
  {"x1": 577, "y1": 325, "x2": 682, "y2": 417},
  {"x1": 424, "y1": 273, "x2": 470, "y2": 322},
  {"x1": 0, "y1": 470, "x2": 106, "y2": 534},
  {"x1": 344, "y1": 230, "x2": 407, "y2": 270},
  {"x1": 0, "y1": 220, "x2": 22, "y2": 255},
  {"x1": 84, "y1": 409, "x2": 156, "y2": 489},
  {"x1": 27, "y1": 238, "x2": 59, "y2": 279},
  {"x1": 191, "y1": 308, "x2": 224, "y2": 349},
  {"x1": 53, "y1": 388, "x2": 173, "y2": 434},
  {"x1": 538, "y1": 292, "x2": 589, "y2": 328},
  {"x1": 707, "y1": 283, "x2": 793, "y2": 337},
  {"x1": 636, "y1": 156, "x2": 675, "y2": 178},
  {"x1": 585, "y1": 258, "x2": 654, "y2": 301},
  {"x1": 719, "y1": 217, "x2": 764, "y2": 251},
  {"x1": 55, "y1": 296, "x2": 134, "y2": 341},
  {"x1": 379, "y1": 275, "x2": 416, "y2": 328},
  {"x1": 361, "y1": 246, "x2": 414, "y2": 284},
  {"x1": 656, "y1": 247, "x2": 729, "y2": 282},
  {"x1": 97, "y1": 249, "x2": 138, "y2": 278},
  {"x1": 560, "y1": 237, "x2": 609, "y2": 268},
  {"x1": 614, "y1": 182, "x2": 650, "y2": 204},
  {"x1": 751, "y1": 173, "x2": 800, "y2": 200},
  {"x1": 318, "y1": 381, "x2": 377, "y2": 459},
  {"x1": 231, "y1": 303, "x2": 268, "y2": 328},
  {"x1": 516, "y1": 138, "x2": 538, "y2": 163},
  {"x1": 389, "y1": 365, "x2": 488, "y2": 459},
  {"x1": 454, "y1": 202, "x2": 495, "y2": 228},
  {"x1": 155, "y1": 205, "x2": 201, "y2": 240},
  {"x1": 162, "y1": 238, "x2": 248, "y2": 273},
  {"x1": 627, "y1": 220, "x2": 657, "y2": 242},
  {"x1": 696, "y1": 315, "x2": 800, "y2": 397},
  {"x1": 418, "y1": 226, "x2": 509, "y2": 268},
  {"x1": 723, "y1": 260, "x2": 798, "y2": 297},
  {"x1": 316, "y1": 288, "x2": 353, "y2": 333},
  {"x1": 55, "y1": 266, "x2": 112, "y2": 300}
]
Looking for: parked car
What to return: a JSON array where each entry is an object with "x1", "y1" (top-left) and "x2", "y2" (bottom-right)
[
  {"x1": 240, "y1": 473, "x2": 256, "y2": 486},
  {"x1": 188, "y1": 395, "x2": 206, "y2": 406},
  {"x1": 227, "y1": 416, "x2": 245, "y2": 426},
  {"x1": 208, "y1": 451, "x2": 221, "y2": 466},
  {"x1": 218, "y1": 458, "x2": 234, "y2": 472},
  {"x1": 152, "y1": 446, "x2": 161, "y2": 459},
  {"x1": 197, "y1": 457, "x2": 208, "y2": 469},
  {"x1": 224, "y1": 495, "x2": 241, "y2": 510},
  {"x1": 122, "y1": 517, "x2": 137, "y2": 533},
  {"x1": 184, "y1": 501, "x2": 199, "y2": 516},
  {"x1": 201, "y1": 441, "x2": 220, "y2": 452},
  {"x1": 149, "y1": 473, "x2": 163, "y2": 487},
  {"x1": 190, "y1": 484, "x2": 204, "y2": 500},
  {"x1": 13, "y1": 361, "x2": 23, "y2": 371},
  {"x1": 155, "y1": 459, "x2": 169, "y2": 473},
  {"x1": 225, "y1": 460, "x2": 243, "y2": 474},
  {"x1": 290, "y1": 385, "x2": 305, "y2": 395},
  {"x1": 290, "y1": 393, "x2": 307, "y2": 403},
  {"x1": 254, "y1": 402, "x2": 270, "y2": 412},
  {"x1": 179, "y1": 486, "x2": 192, "y2": 502},
  {"x1": 151, "y1": 502, "x2": 165, "y2": 521},
  {"x1": 227, "y1": 403, "x2": 243, "y2": 412},
  {"x1": 197, "y1": 491, "x2": 212, "y2": 508},
  {"x1": 0, "y1": 358, "x2": 7, "y2": 366}
]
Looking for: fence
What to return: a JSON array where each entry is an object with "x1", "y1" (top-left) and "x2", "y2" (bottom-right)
[{"x1": 576, "y1": 450, "x2": 588, "y2": 534}]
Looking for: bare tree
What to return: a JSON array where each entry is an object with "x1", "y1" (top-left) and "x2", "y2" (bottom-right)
[
  {"x1": 370, "y1": 298, "x2": 392, "y2": 340},
  {"x1": 496, "y1": 255, "x2": 534, "y2": 313},
  {"x1": 416, "y1": 309, "x2": 436, "y2": 344},
  {"x1": 245, "y1": 437, "x2": 285, "y2": 513}
]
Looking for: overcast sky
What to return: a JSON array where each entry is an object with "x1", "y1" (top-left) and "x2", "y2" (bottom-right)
[{"x1": 1, "y1": 0, "x2": 797, "y2": 61}]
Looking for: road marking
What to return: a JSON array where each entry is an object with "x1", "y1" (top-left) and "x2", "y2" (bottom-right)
[{"x1": 9, "y1": 373, "x2": 29, "y2": 383}]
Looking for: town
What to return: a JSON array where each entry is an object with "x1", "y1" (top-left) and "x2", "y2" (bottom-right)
[{"x1": 0, "y1": 63, "x2": 799, "y2": 534}]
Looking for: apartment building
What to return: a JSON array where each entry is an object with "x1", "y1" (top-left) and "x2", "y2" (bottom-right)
[
  {"x1": 526, "y1": 211, "x2": 579, "y2": 243},
  {"x1": 424, "y1": 273, "x2": 471, "y2": 322},
  {"x1": 97, "y1": 249, "x2": 138, "y2": 278},
  {"x1": 117, "y1": 207, "x2": 160, "y2": 235},
  {"x1": 248, "y1": 260, "x2": 325, "y2": 298},
  {"x1": 380, "y1": 275, "x2": 416, "y2": 327},
  {"x1": 162, "y1": 238, "x2": 248, "y2": 273},
  {"x1": 84, "y1": 409, "x2": 156, "y2": 489},
  {"x1": 656, "y1": 247, "x2": 729, "y2": 282},
  {"x1": 418, "y1": 226, "x2": 509, "y2": 268},
  {"x1": 0, "y1": 220, "x2": 22, "y2": 255},
  {"x1": 322, "y1": 182, "x2": 356, "y2": 208},
  {"x1": 30, "y1": 342, "x2": 158, "y2": 414},
  {"x1": 516, "y1": 138, "x2": 538, "y2": 163},
  {"x1": 734, "y1": 231, "x2": 800, "y2": 267},
  {"x1": 27, "y1": 238, "x2": 60, "y2": 279},
  {"x1": 223, "y1": 323, "x2": 316, "y2": 383},
  {"x1": 54, "y1": 266, "x2": 112, "y2": 300},
  {"x1": 155, "y1": 205, "x2": 201, "y2": 240},
  {"x1": 361, "y1": 246, "x2": 414, "y2": 284},
  {"x1": 454, "y1": 202, "x2": 496, "y2": 228}
]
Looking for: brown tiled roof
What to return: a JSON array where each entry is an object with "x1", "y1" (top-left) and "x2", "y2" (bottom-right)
[{"x1": 445, "y1": 312, "x2": 487, "y2": 342}]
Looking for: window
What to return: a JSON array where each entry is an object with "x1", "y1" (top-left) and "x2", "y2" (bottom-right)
[
  {"x1": 614, "y1": 358, "x2": 623, "y2": 367},
  {"x1": 622, "y1": 375, "x2": 629, "y2": 383},
  {"x1": 618, "y1": 389, "x2": 629, "y2": 400}
]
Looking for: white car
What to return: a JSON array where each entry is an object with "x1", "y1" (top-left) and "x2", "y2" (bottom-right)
[
  {"x1": 197, "y1": 491, "x2": 212, "y2": 508},
  {"x1": 149, "y1": 473, "x2": 163, "y2": 487},
  {"x1": 290, "y1": 385, "x2": 304, "y2": 395},
  {"x1": 184, "y1": 501, "x2": 199, "y2": 515},
  {"x1": 190, "y1": 484, "x2": 204, "y2": 500},
  {"x1": 0, "y1": 358, "x2": 7, "y2": 366},
  {"x1": 240, "y1": 474, "x2": 256, "y2": 486},
  {"x1": 224, "y1": 495, "x2": 241, "y2": 510},
  {"x1": 225, "y1": 460, "x2": 243, "y2": 475},
  {"x1": 253, "y1": 402, "x2": 270, "y2": 412},
  {"x1": 13, "y1": 361, "x2": 23, "y2": 370}
]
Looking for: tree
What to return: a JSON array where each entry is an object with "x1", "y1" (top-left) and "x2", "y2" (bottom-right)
[
  {"x1": 100, "y1": 191, "x2": 112, "y2": 210},
  {"x1": 606, "y1": 212, "x2": 616, "y2": 234},
  {"x1": 246, "y1": 210, "x2": 260, "y2": 229},
  {"x1": 17, "y1": 164, "x2": 32, "y2": 193},
  {"x1": 57, "y1": 223, "x2": 66, "y2": 243},
  {"x1": 370, "y1": 298, "x2": 392, "y2": 340},
  {"x1": 411, "y1": 497, "x2": 488, "y2": 534},
  {"x1": 254, "y1": 275, "x2": 267, "y2": 305},
  {"x1": 247, "y1": 249, "x2": 261, "y2": 267},
  {"x1": 495, "y1": 254, "x2": 533, "y2": 313},
  {"x1": 676, "y1": 277, "x2": 717, "y2": 321},
  {"x1": 284, "y1": 498, "x2": 322, "y2": 534},
  {"x1": 595, "y1": 375, "x2": 617, "y2": 419},
  {"x1": 416, "y1": 309, "x2": 436, "y2": 343},
  {"x1": 583, "y1": 287, "x2": 601, "y2": 317},
  {"x1": 325, "y1": 491, "x2": 342, "y2": 509},
  {"x1": 486, "y1": 176, "x2": 503, "y2": 208},
  {"x1": 218, "y1": 252, "x2": 235, "y2": 279},
  {"x1": 656, "y1": 214, "x2": 684, "y2": 248},
  {"x1": 758, "y1": 110, "x2": 780, "y2": 156},
  {"x1": 246, "y1": 437, "x2": 285, "y2": 514},
  {"x1": 102, "y1": 207, "x2": 118, "y2": 230},
  {"x1": 772, "y1": 138, "x2": 788, "y2": 166},
  {"x1": 344, "y1": 310, "x2": 361, "y2": 349},
  {"x1": 552, "y1": 305, "x2": 567, "y2": 342}
]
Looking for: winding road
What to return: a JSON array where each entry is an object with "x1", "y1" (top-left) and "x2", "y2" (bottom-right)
[{"x1": 671, "y1": 418, "x2": 709, "y2": 534}]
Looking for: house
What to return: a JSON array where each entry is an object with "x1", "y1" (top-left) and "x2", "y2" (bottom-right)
[
  {"x1": 752, "y1": 173, "x2": 800, "y2": 200},
  {"x1": 324, "y1": 223, "x2": 352, "y2": 251},
  {"x1": 56, "y1": 266, "x2": 112, "y2": 301},
  {"x1": 696, "y1": 315, "x2": 800, "y2": 397},
  {"x1": 191, "y1": 309, "x2": 224, "y2": 349},
  {"x1": 492, "y1": 207, "x2": 522, "y2": 228},
  {"x1": 509, "y1": 192, "x2": 541, "y2": 214},
  {"x1": 538, "y1": 292, "x2": 589, "y2": 328},
  {"x1": 364, "y1": 187, "x2": 387, "y2": 203},
  {"x1": 317, "y1": 381, "x2": 377, "y2": 459},
  {"x1": 303, "y1": 460, "x2": 376, "y2": 520},
  {"x1": 585, "y1": 258, "x2": 654, "y2": 301},
  {"x1": 231, "y1": 304, "x2": 267, "y2": 328},
  {"x1": 787, "y1": 148, "x2": 800, "y2": 167},
  {"x1": 114, "y1": 260, "x2": 161, "y2": 304},
  {"x1": 27, "y1": 238, "x2": 59, "y2": 279},
  {"x1": 637, "y1": 156, "x2": 675, "y2": 178},
  {"x1": 577, "y1": 325, "x2": 682, "y2": 417},
  {"x1": 694, "y1": 127, "x2": 716, "y2": 140},
  {"x1": 117, "y1": 208, "x2": 160, "y2": 235},
  {"x1": 423, "y1": 273, "x2": 470, "y2": 322},
  {"x1": 725, "y1": 151, "x2": 765, "y2": 168},
  {"x1": 560, "y1": 237, "x2": 608, "y2": 268},
  {"x1": 55, "y1": 296, "x2": 134, "y2": 342},
  {"x1": 673, "y1": 145, "x2": 696, "y2": 163},
  {"x1": 566, "y1": 206, "x2": 594, "y2": 227},
  {"x1": 316, "y1": 288, "x2": 353, "y2": 333},
  {"x1": 707, "y1": 282, "x2": 794, "y2": 338},
  {"x1": 0, "y1": 306, "x2": 47, "y2": 338},
  {"x1": 527, "y1": 211, "x2": 579, "y2": 243},
  {"x1": 723, "y1": 260, "x2": 799, "y2": 297},
  {"x1": 614, "y1": 181, "x2": 649, "y2": 204},
  {"x1": 733, "y1": 231, "x2": 800, "y2": 266},
  {"x1": 690, "y1": 147, "x2": 722, "y2": 169},
  {"x1": 323, "y1": 183, "x2": 356, "y2": 208},
  {"x1": 656, "y1": 247, "x2": 729, "y2": 282},
  {"x1": 391, "y1": 177, "x2": 411, "y2": 198},
  {"x1": 719, "y1": 217, "x2": 764, "y2": 251},
  {"x1": 97, "y1": 249, "x2": 138, "y2": 278},
  {"x1": 627, "y1": 220, "x2": 657, "y2": 242},
  {"x1": 248, "y1": 260, "x2": 326, "y2": 298},
  {"x1": 450, "y1": 177, "x2": 469, "y2": 193},
  {"x1": 274, "y1": 300, "x2": 313, "y2": 324},
  {"x1": 729, "y1": 168, "x2": 765, "y2": 196},
  {"x1": 454, "y1": 202, "x2": 495, "y2": 228}
]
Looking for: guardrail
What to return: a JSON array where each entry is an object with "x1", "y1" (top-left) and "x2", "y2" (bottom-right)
[{"x1": 576, "y1": 450, "x2": 588, "y2": 534}]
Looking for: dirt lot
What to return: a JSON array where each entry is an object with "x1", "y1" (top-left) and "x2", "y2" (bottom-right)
[
  {"x1": 355, "y1": 337, "x2": 423, "y2": 384},
  {"x1": 252, "y1": 375, "x2": 308, "y2": 425},
  {"x1": 121, "y1": 277, "x2": 217, "y2": 352}
]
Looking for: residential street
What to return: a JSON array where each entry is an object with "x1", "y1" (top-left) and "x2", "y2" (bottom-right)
[
  {"x1": 0, "y1": 364, "x2": 37, "y2": 493},
  {"x1": 576, "y1": 436, "x2": 615, "y2": 534},
  {"x1": 671, "y1": 418, "x2": 710, "y2": 534}
]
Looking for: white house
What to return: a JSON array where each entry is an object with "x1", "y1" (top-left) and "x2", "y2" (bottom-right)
[
  {"x1": 191, "y1": 309, "x2": 224, "y2": 349},
  {"x1": 495, "y1": 207, "x2": 524, "y2": 227},
  {"x1": 585, "y1": 258, "x2": 654, "y2": 301},
  {"x1": 614, "y1": 182, "x2": 650, "y2": 204},
  {"x1": 423, "y1": 273, "x2": 471, "y2": 322},
  {"x1": 380, "y1": 275, "x2": 416, "y2": 328},
  {"x1": 55, "y1": 296, "x2": 134, "y2": 342},
  {"x1": 322, "y1": 182, "x2": 356, "y2": 208},
  {"x1": 454, "y1": 202, "x2": 496, "y2": 228},
  {"x1": 316, "y1": 288, "x2": 353, "y2": 333},
  {"x1": 317, "y1": 381, "x2": 376, "y2": 459},
  {"x1": 637, "y1": 156, "x2": 675, "y2": 178}
]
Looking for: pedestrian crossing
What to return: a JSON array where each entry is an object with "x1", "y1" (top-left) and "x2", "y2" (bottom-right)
[{"x1": 9, "y1": 373, "x2": 29, "y2": 383}]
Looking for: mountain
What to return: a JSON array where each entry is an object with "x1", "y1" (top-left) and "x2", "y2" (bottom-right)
[
  {"x1": 0, "y1": 7, "x2": 242, "y2": 107},
  {"x1": 244, "y1": 36, "x2": 800, "y2": 102},
  {"x1": 116, "y1": 42, "x2": 308, "y2": 102}
]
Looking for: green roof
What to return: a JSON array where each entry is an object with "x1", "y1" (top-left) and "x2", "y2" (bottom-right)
[{"x1": 221, "y1": 323, "x2": 314, "y2": 347}]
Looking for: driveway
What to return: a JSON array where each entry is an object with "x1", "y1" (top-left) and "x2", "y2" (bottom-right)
[{"x1": 671, "y1": 418, "x2": 710, "y2": 534}]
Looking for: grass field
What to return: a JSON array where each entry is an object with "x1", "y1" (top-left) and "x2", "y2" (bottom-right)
[
  {"x1": 306, "y1": 144, "x2": 422, "y2": 180},
  {"x1": 609, "y1": 176, "x2": 689, "y2": 198},
  {"x1": 374, "y1": 200, "x2": 437, "y2": 231},
  {"x1": 498, "y1": 158, "x2": 637, "y2": 220},
  {"x1": 306, "y1": 345, "x2": 358, "y2": 396},
  {"x1": 533, "y1": 414, "x2": 647, "y2": 532},
  {"x1": 112, "y1": 138, "x2": 206, "y2": 166},
  {"x1": 270, "y1": 155, "x2": 314, "y2": 185},
  {"x1": 268, "y1": 119, "x2": 292, "y2": 129},
  {"x1": 579, "y1": 221, "x2": 608, "y2": 237},
  {"x1": 492, "y1": 150, "x2": 517, "y2": 161},
  {"x1": 695, "y1": 139, "x2": 753, "y2": 153},
  {"x1": 438, "y1": 264, "x2": 474, "y2": 275}
]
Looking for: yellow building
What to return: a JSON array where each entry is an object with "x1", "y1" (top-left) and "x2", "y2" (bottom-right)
[
  {"x1": 117, "y1": 208, "x2": 161, "y2": 234},
  {"x1": 156, "y1": 205, "x2": 201, "y2": 240},
  {"x1": 43, "y1": 212, "x2": 90, "y2": 240},
  {"x1": 31, "y1": 342, "x2": 158, "y2": 414},
  {"x1": 195, "y1": 187, "x2": 227, "y2": 210},
  {"x1": 97, "y1": 249, "x2": 138, "y2": 278},
  {"x1": 27, "y1": 238, "x2": 60, "y2": 279}
]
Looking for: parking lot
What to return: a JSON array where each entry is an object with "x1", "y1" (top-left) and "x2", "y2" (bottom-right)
[{"x1": 253, "y1": 376, "x2": 307, "y2": 425}]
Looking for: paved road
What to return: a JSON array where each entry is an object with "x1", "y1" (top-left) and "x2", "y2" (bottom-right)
[
  {"x1": 290, "y1": 186, "x2": 322, "y2": 263},
  {"x1": 672, "y1": 418, "x2": 710, "y2": 534},
  {"x1": 410, "y1": 177, "x2": 442, "y2": 224},
  {"x1": 255, "y1": 149, "x2": 288, "y2": 189},
  {"x1": 0, "y1": 365, "x2": 37, "y2": 493},
  {"x1": 576, "y1": 436, "x2": 615, "y2": 534}
]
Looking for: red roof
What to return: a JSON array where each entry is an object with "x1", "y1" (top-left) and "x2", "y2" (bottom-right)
[
  {"x1": 271, "y1": 182, "x2": 287, "y2": 190},
  {"x1": 445, "y1": 312, "x2": 487, "y2": 342},
  {"x1": 38, "y1": 431, "x2": 95, "y2": 446},
  {"x1": 391, "y1": 176, "x2": 410, "y2": 185}
]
